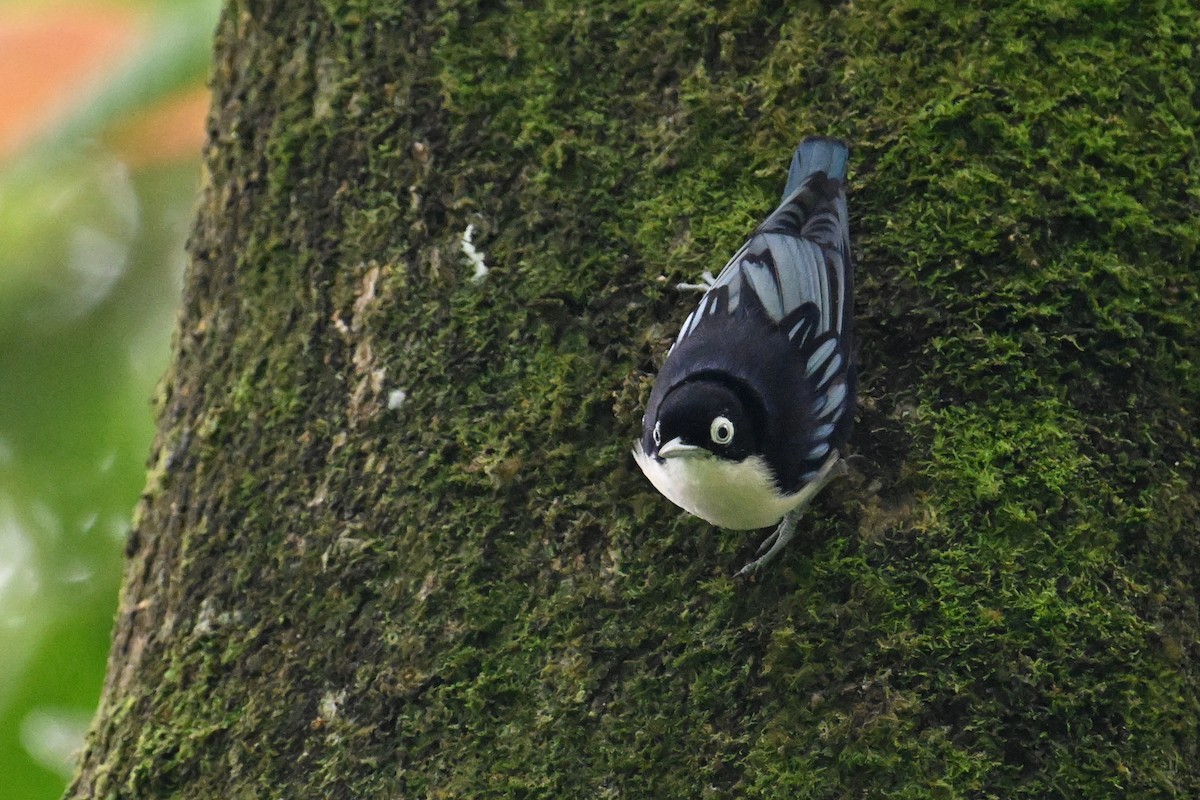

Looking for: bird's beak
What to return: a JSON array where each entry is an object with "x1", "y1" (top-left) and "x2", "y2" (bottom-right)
[{"x1": 657, "y1": 437, "x2": 704, "y2": 459}]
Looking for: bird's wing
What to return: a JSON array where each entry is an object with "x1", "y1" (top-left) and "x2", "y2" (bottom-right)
[{"x1": 670, "y1": 172, "x2": 852, "y2": 356}]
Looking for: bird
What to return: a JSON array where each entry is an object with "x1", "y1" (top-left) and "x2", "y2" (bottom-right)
[{"x1": 633, "y1": 136, "x2": 855, "y2": 576}]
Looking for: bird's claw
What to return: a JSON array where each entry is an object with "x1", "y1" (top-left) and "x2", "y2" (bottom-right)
[
  {"x1": 675, "y1": 271, "x2": 717, "y2": 292},
  {"x1": 755, "y1": 528, "x2": 781, "y2": 556},
  {"x1": 735, "y1": 455, "x2": 848, "y2": 578},
  {"x1": 736, "y1": 511, "x2": 798, "y2": 578}
]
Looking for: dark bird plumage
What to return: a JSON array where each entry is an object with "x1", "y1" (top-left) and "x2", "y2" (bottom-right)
[{"x1": 634, "y1": 136, "x2": 855, "y2": 574}]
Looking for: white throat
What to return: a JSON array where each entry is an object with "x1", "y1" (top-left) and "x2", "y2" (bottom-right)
[{"x1": 633, "y1": 440, "x2": 807, "y2": 530}]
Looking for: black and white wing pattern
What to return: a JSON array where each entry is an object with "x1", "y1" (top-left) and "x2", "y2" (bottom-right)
[
  {"x1": 664, "y1": 136, "x2": 854, "y2": 491},
  {"x1": 671, "y1": 139, "x2": 851, "y2": 357}
]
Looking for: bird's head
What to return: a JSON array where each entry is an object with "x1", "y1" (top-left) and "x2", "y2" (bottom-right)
[
  {"x1": 641, "y1": 379, "x2": 759, "y2": 464},
  {"x1": 634, "y1": 378, "x2": 792, "y2": 531}
]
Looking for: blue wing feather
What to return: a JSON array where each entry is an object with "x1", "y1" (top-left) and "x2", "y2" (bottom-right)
[
  {"x1": 785, "y1": 136, "x2": 849, "y2": 197},
  {"x1": 681, "y1": 137, "x2": 852, "y2": 349}
]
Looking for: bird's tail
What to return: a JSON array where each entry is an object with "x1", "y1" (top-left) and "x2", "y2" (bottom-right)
[{"x1": 783, "y1": 136, "x2": 849, "y2": 198}]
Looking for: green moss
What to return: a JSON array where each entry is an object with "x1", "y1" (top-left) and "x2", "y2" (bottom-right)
[{"x1": 71, "y1": 0, "x2": 1199, "y2": 798}]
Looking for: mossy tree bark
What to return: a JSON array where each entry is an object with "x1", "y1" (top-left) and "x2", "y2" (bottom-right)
[{"x1": 69, "y1": 0, "x2": 1199, "y2": 797}]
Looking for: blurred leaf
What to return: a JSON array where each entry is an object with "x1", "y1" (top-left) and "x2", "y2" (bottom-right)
[
  {"x1": 0, "y1": 4, "x2": 138, "y2": 160},
  {"x1": 0, "y1": 2, "x2": 220, "y2": 799},
  {"x1": 1, "y1": 0, "x2": 220, "y2": 167}
]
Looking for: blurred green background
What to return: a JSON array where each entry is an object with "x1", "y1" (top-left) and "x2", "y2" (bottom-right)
[{"x1": 0, "y1": 1, "x2": 219, "y2": 797}]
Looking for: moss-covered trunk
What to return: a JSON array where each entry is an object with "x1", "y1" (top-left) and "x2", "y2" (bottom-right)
[{"x1": 69, "y1": 0, "x2": 1199, "y2": 797}]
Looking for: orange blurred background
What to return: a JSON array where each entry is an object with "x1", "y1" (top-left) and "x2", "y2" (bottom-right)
[{"x1": 0, "y1": 3, "x2": 207, "y2": 165}]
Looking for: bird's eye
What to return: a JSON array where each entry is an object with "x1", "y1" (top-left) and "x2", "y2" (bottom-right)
[
  {"x1": 652, "y1": 421, "x2": 662, "y2": 446},
  {"x1": 710, "y1": 416, "x2": 735, "y2": 445}
]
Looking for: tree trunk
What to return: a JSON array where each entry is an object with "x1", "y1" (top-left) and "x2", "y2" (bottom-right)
[{"x1": 69, "y1": 1, "x2": 1199, "y2": 797}]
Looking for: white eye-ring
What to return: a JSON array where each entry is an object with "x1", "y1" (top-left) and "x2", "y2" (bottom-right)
[
  {"x1": 652, "y1": 421, "x2": 662, "y2": 446},
  {"x1": 710, "y1": 416, "x2": 734, "y2": 445}
]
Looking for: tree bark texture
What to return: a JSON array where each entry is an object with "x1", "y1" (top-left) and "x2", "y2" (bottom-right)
[{"x1": 70, "y1": 0, "x2": 1199, "y2": 797}]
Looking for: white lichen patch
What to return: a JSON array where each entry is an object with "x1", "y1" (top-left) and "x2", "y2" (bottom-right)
[
  {"x1": 313, "y1": 688, "x2": 350, "y2": 741},
  {"x1": 319, "y1": 688, "x2": 347, "y2": 721},
  {"x1": 192, "y1": 597, "x2": 219, "y2": 636},
  {"x1": 461, "y1": 224, "x2": 489, "y2": 282}
]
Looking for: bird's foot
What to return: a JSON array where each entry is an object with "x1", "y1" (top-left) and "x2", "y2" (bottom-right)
[
  {"x1": 735, "y1": 456, "x2": 848, "y2": 578},
  {"x1": 675, "y1": 271, "x2": 717, "y2": 292},
  {"x1": 735, "y1": 511, "x2": 799, "y2": 578}
]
